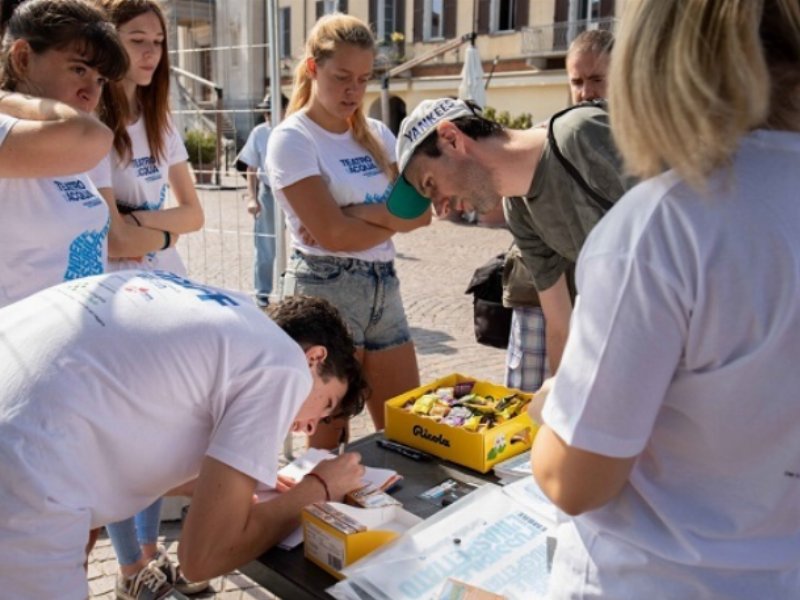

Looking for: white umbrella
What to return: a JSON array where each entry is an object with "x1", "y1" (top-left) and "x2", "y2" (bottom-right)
[{"x1": 458, "y1": 44, "x2": 486, "y2": 108}]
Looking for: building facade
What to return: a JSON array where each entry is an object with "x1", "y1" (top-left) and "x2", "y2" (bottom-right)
[{"x1": 167, "y1": 0, "x2": 621, "y2": 146}]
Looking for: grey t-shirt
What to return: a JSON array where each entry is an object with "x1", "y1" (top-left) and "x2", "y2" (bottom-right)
[{"x1": 503, "y1": 104, "x2": 631, "y2": 291}]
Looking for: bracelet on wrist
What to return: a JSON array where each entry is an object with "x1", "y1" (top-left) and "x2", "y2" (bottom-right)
[
  {"x1": 160, "y1": 230, "x2": 171, "y2": 250},
  {"x1": 304, "y1": 472, "x2": 331, "y2": 502}
]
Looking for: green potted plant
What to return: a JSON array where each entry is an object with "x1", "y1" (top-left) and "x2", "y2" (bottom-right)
[{"x1": 184, "y1": 129, "x2": 217, "y2": 184}]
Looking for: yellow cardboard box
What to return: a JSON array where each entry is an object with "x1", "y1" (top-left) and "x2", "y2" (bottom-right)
[
  {"x1": 384, "y1": 373, "x2": 537, "y2": 473},
  {"x1": 302, "y1": 502, "x2": 421, "y2": 579}
]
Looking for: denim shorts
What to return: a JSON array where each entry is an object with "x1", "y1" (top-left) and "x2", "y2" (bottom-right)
[{"x1": 281, "y1": 252, "x2": 412, "y2": 351}]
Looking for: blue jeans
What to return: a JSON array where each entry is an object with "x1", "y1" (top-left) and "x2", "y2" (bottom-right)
[
  {"x1": 282, "y1": 252, "x2": 412, "y2": 351},
  {"x1": 106, "y1": 498, "x2": 163, "y2": 567},
  {"x1": 254, "y1": 184, "x2": 276, "y2": 302}
]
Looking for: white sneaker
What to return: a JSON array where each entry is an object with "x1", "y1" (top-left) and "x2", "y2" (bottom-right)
[
  {"x1": 115, "y1": 560, "x2": 187, "y2": 600},
  {"x1": 153, "y1": 547, "x2": 210, "y2": 596}
]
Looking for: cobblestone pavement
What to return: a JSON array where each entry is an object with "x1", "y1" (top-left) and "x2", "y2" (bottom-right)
[{"x1": 87, "y1": 189, "x2": 513, "y2": 598}]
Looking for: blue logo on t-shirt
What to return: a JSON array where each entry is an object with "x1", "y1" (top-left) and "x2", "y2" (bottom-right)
[
  {"x1": 63, "y1": 219, "x2": 109, "y2": 281},
  {"x1": 54, "y1": 179, "x2": 98, "y2": 205},
  {"x1": 150, "y1": 270, "x2": 240, "y2": 307},
  {"x1": 364, "y1": 182, "x2": 393, "y2": 205},
  {"x1": 132, "y1": 156, "x2": 162, "y2": 182},
  {"x1": 156, "y1": 183, "x2": 167, "y2": 209},
  {"x1": 118, "y1": 184, "x2": 167, "y2": 213},
  {"x1": 339, "y1": 155, "x2": 381, "y2": 177}
]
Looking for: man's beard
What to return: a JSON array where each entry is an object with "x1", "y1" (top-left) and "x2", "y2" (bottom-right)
[{"x1": 459, "y1": 165, "x2": 501, "y2": 214}]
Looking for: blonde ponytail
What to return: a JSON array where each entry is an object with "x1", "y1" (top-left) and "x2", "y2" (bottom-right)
[
  {"x1": 288, "y1": 13, "x2": 393, "y2": 178},
  {"x1": 350, "y1": 106, "x2": 394, "y2": 178},
  {"x1": 287, "y1": 59, "x2": 312, "y2": 117}
]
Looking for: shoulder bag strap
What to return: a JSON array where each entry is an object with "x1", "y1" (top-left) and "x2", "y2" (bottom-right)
[{"x1": 546, "y1": 101, "x2": 615, "y2": 213}]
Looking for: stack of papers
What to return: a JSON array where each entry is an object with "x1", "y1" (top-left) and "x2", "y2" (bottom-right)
[
  {"x1": 279, "y1": 447, "x2": 403, "y2": 491},
  {"x1": 268, "y1": 448, "x2": 403, "y2": 550},
  {"x1": 329, "y1": 483, "x2": 556, "y2": 600},
  {"x1": 492, "y1": 452, "x2": 533, "y2": 485}
]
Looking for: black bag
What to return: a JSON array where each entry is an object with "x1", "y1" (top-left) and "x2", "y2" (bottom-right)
[{"x1": 465, "y1": 253, "x2": 512, "y2": 349}]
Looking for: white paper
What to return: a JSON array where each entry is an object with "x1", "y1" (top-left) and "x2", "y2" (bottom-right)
[
  {"x1": 501, "y1": 475, "x2": 560, "y2": 529},
  {"x1": 329, "y1": 484, "x2": 552, "y2": 600},
  {"x1": 279, "y1": 448, "x2": 401, "y2": 490},
  {"x1": 492, "y1": 452, "x2": 533, "y2": 480},
  {"x1": 278, "y1": 527, "x2": 305, "y2": 550},
  {"x1": 273, "y1": 449, "x2": 403, "y2": 550}
]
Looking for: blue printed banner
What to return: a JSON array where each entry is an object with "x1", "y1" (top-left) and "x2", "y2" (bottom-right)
[{"x1": 331, "y1": 484, "x2": 552, "y2": 600}]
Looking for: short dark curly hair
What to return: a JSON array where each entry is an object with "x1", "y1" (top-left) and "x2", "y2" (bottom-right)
[{"x1": 267, "y1": 295, "x2": 367, "y2": 419}]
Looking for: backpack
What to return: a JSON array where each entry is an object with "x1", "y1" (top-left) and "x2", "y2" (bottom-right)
[{"x1": 464, "y1": 253, "x2": 512, "y2": 349}]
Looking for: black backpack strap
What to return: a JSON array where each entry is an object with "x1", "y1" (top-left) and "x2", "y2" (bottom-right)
[{"x1": 547, "y1": 101, "x2": 616, "y2": 213}]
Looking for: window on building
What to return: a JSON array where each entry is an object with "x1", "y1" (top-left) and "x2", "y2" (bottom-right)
[
  {"x1": 491, "y1": 0, "x2": 516, "y2": 32},
  {"x1": 376, "y1": 0, "x2": 397, "y2": 41},
  {"x1": 580, "y1": 0, "x2": 601, "y2": 20},
  {"x1": 478, "y1": 0, "x2": 527, "y2": 35},
  {"x1": 414, "y1": 0, "x2": 454, "y2": 42},
  {"x1": 372, "y1": 0, "x2": 405, "y2": 45},
  {"x1": 424, "y1": 0, "x2": 443, "y2": 40},
  {"x1": 279, "y1": 7, "x2": 291, "y2": 58},
  {"x1": 316, "y1": 0, "x2": 347, "y2": 18}
]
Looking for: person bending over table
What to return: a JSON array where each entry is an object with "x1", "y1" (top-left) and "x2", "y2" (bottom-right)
[{"x1": 0, "y1": 271, "x2": 367, "y2": 599}]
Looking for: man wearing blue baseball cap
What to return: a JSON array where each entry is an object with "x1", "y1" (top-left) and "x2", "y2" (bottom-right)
[{"x1": 387, "y1": 97, "x2": 630, "y2": 372}]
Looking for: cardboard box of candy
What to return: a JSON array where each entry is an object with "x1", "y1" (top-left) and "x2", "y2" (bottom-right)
[
  {"x1": 302, "y1": 502, "x2": 421, "y2": 579},
  {"x1": 384, "y1": 374, "x2": 537, "y2": 473}
]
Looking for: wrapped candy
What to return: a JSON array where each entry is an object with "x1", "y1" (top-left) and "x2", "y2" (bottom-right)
[
  {"x1": 411, "y1": 394, "x2": 439, "y2": 415},
  {"x1": 463, "y1": 415, "x2": 482, "y2": 432},
  {"x1": 403, "y1": 385, "x2": 530, "y2": 431},
  {"x1": 429, "y1": 401, "x2": 451, "y2": 418},
  {"x1": 435, "y1": 387, "x2": 455, "y2": 402},
  {"x1": 453, "y1": 381, "x2": 476, "y2": 398},
  {"x1": 441, "y1": 406, "x2": 472, "y2": 427}
]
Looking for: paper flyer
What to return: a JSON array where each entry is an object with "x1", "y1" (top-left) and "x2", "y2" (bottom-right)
[{"x1": 328, "y1": 484, "x2": 552, "y2": 600}]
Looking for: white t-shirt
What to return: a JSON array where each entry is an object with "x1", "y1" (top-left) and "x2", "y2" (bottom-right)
[
  {"x1": 237, "y1": 121, "x2": 272, "y2": 188},
  {"x1": 543, "y1": 130, "x2": 800, "y2": 599},
  {"x1": 89, "y1": 117, "x2": 189, "y2": 275},
  {"x1": 0, "y1": 113, "x2": 109, "y2": 308},
  {"x1": 267, "y1": 111, "x2": 397, "y2": 262},
  {"x1": 0, "y1": 270, "x2": 311, "y2": 531}
]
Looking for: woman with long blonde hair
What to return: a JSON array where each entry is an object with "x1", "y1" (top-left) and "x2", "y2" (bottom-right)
[
  {"x1": 531, "y1": 1, "x2": 800, "y2": 598},
  {"x1": 268, "y1": 13, "x2": 429, "y2": 449}
]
